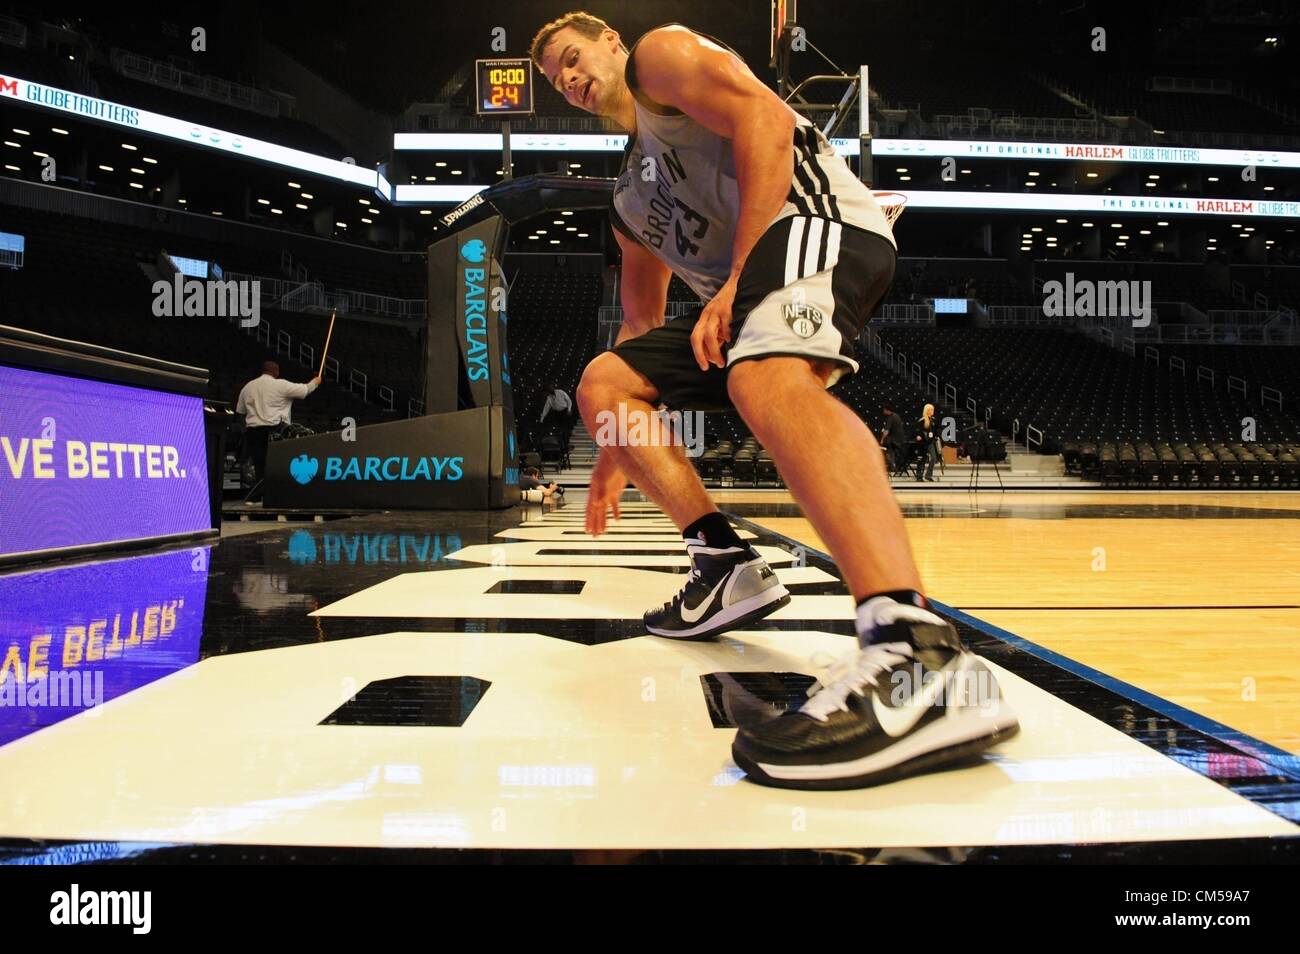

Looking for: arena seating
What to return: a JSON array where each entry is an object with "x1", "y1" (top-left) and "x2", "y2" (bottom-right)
[{"x1": 874, "y1": 327, "x2": 1300, "y2": 453}]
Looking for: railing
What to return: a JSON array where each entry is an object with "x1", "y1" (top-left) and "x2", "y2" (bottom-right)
[
  {"x1": 0, "y1": 247, "x2": 23, "y2": 269},
  {"x1": 0, "y1": 14, "x2": 26, "y2": 47},
  {"x1": 113, "y1": 49, "x2": 281, "y2": 117},
  {"x1": 874, "y1": 303, "x2": 933, "y2": 325},
  {"x1": 227, "y1": 270, "x2": 425, "y2": 321},
  {"x1": 1026, "y1": 425, "x2": 1044, "y2": 451},
  {"x1": 348, "y1": 368, "x2": 368, "y2": 403},
  {"x1": 987, "y1": 305, "x2": 1074, "y2": 326}
]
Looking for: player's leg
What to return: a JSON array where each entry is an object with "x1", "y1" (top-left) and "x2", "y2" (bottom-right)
[
  {"x1": 726, "y1": 355, "x2": 922, "y2": 598},
  {"x1": 579, "y1": 319, "x2": 790, "y2": 639},
  {"x1": 721, "y1": 216, "x2": 1019, "y2": 789},
  {"x1": 575, "y1": 350, "x2": 713, "y2": 529}
]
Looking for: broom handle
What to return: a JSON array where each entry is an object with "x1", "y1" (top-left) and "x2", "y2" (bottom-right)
[{"x1": 317, "y1": 310, "x2": 336, "y2": 380}]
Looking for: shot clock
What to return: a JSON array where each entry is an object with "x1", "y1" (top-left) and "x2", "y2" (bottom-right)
[{"x1": 475, "y1": 58, "x2": 534, "y2": 116}]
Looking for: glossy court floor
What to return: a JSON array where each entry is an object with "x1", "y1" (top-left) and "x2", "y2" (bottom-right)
[{"x1": 1, "y1": 490, "x2": 1297, "y2": 863}]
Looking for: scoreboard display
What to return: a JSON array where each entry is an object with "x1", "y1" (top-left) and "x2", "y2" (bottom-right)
[{"x1": 475, "y1": 58, "x2": 534, "y2": 116}]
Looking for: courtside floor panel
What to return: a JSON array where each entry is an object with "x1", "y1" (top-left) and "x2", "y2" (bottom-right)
[{"x1": 0, "y1": 498, "x2": 1296, "y2": 862}]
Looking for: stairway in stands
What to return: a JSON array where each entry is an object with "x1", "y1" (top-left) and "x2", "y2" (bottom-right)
[{"x1": 552, "y1": 423, "x2": 599, "y2": 486}]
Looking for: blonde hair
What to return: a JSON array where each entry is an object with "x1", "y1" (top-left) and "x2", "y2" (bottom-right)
[
  {"x1": 529, "y1": 11, "x2": 624, "y2": 69},
  {"x1": 923, "y1": 403, "x2": 935, "y2": 424}
]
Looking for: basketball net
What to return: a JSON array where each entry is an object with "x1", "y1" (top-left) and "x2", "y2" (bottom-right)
[{"x1": 873, "y1": 191, "x2": 907, "y2": 229}]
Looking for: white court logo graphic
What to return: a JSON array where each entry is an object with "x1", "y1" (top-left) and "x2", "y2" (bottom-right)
[{"x1": 50, "y1": 884, "x2": 152, "y2": 934}]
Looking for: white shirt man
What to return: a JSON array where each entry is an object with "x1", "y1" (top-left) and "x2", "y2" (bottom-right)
[
  {"x1": 236, "y1": 362, "x2": 321, "y2": 427},
  {"x1": 237, "y1": 360, "x2": 321, "y2": 501},
  {"x1": 539, "y1": 387, "x2": 572, "y2": 423}
]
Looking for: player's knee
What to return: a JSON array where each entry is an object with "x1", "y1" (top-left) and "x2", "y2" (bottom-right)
[
  {"x1": 726, "y1": 360, "x2": 763, "y2": 412},
  {"x1": 576, "y1": 353, "x2": 623, "y2": 418}
]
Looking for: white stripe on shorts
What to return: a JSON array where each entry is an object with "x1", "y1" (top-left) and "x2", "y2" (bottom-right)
[
  {"x1": 784, "y1": 216, "x2": 806, "y2": 285},
  {"x1": 802, "y1": 217, "x2": 825, "y2": 278}
]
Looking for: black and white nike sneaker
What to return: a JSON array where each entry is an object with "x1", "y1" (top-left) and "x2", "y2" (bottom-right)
[
  {"x1": 732, "y1": 606, "x2": 1019, "y2": 789},
  {"x1": 644, "y1": 539, "x2": 790, "y2": 640}
]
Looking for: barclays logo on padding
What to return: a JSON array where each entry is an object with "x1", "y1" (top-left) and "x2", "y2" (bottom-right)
[
  {"x1": 324, "y1": 456, "x2": 464, "y2": 481},
  {"x1": 289, "y1": 454, "x2": 465, "y2": 483}
]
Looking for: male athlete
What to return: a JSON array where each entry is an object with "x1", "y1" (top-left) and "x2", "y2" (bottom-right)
[{"x1": 532, "y1": 13, "x2": 1018, "y2": 789}]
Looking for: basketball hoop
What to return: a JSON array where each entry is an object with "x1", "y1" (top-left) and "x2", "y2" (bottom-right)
[{"x1": 873, "y1": 191, "x2": 908, "y2": 229}]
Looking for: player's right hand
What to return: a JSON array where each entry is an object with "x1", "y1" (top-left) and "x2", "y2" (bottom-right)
[{"x1": 586, "y1": 451, "x2": 627, "y2": 537}]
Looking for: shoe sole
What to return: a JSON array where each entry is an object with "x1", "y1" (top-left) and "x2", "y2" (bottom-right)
[
  {"x1": 645, "y1": 587, "x2": 791, "y2": 641},
  {"x1": 732, "y1": 709, "x2": 1021, "y2": 790}
]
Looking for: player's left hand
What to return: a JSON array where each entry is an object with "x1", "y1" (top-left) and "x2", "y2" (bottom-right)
[{"x1": 692, "y1": 278, "x2": 738, "y2": 371}]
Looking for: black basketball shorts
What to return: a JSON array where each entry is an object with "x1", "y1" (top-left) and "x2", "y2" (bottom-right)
[{"x1": 611, "y1": 216, "x2": 896, "y2": 412}]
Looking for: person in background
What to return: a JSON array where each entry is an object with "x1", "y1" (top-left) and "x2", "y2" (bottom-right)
[
  {"x1": 236, "y1": 360, "x2": 321, "y2": 500},
  {"x1": 878, "y1": 404, "x2": 907, "y2": 476},
  {"x1": 914, "y1": 402, "x2": 941, "y2": 482},
  {"x1": 540, "y1": 382, "x2": 574, "y2": 432},
  {"x1": 519, "y1": 466, "x2": 564, "y2": 502}
]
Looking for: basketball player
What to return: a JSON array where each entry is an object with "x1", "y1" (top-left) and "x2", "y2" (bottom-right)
[{"x1": 532, "y1": 13, "x2": 1018, "y2": 789}]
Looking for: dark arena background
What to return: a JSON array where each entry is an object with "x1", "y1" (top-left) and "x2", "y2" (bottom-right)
[{"x1": 0, "y1": 0, "x2": 1295, "y2": 914}]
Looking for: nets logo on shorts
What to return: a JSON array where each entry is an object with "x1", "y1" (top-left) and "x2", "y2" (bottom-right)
[{"x1": 783, "y1": 302, "x2": 824, "y2": 338}]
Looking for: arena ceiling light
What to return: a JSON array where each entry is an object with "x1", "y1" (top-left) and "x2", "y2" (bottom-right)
[
  {"x1": 361, "y1": 217, "x2": 372, "y2": 224},
  {"x1": 900, "y1": 175, "x2": 911, "y2": 181},
  {"x1": 450, "y1": 170, "x2": 462, "y2": 175},
  {"x1": 358, "y1": 198, "x2": 370, "y2": 205},
  {"x1": 419, "y1": 209, "x2": 432, "y2": 215},
  {"x1": 31, "y1": 150, "x2": 48, "y2": 158},
  {"x1": 130, "y1": 167, "x2": 144, "y2": 174},
  {"x1": 1140, "y1": 229, "x2": 1151, "y2": 235},
  {"x1": 1208, "y1": 176, "x2": 1220, "y2": 182},
  {"x1": 1028, "y1": 171, "x2": 1040, "y2": 177},
  {"x1": 12, "y1": 128, "x2": 29, "y2": 135},
  {"x1": 295, "y1": 203, "x2": 308, "y2": 210},
  {"x1": 561, "y1": 210, "x2": 573, "y2": 216},
  {"x1": 301, "y1": 193, "x2": 313, "y2": 199},
  {"x1": 288, "y1": 181, "x2": 300, "y2": 188},
  {"x1": 3, "y1": 164, "x2": 19, "y2": 172},
  {"x1": 121, "y1": 143, "x2": 137, "y2": 151},
  {"x1": 1056, "y1": 218, "x2": 1067, "y2": 223},
  {"x1": 1086, "y1": 172, "x2": 1099, "y2": 178},
  {"x1": 1082, "y1": 222, "x2": 1094, "y2": 227},
  {"x1": 177, "y1": 198, "x2": 186, "y2": 204},
  {"x1": 143, "y1": 156, "x2": 157, "y2": 163},
  {"x1": 257, "y1": 198, "x2": 270, "y2": 205},
  {"x1": 271, "y1": 208, "x2": 283, "y2": 215},
  {"x1": 129, "y1": 182, "x2": 143, "y2": 189},
  {"x1": 97, "y1": 164, "x2": 112, "y2": 171},
  {"x1": 51, "y1": 127, "x2": 68, "y2": 135},
  {"x1": 3, "y1": 141, "x2": 19, "y2": 148}
]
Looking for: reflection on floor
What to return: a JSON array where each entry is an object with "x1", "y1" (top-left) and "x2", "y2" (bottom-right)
[{"x1": 0, "y1": 493, "x2": 1296, "y2": 863}]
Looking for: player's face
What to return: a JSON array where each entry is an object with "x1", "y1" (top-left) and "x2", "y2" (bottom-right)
[{"x1": 540, "y1": 27, "x2": 620, "y2": 116}]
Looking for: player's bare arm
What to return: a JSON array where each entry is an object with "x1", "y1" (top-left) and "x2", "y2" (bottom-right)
[
  {"x1": 612, "y1": 226, "x2": 672, "y2": 346},
  {"x1": 634, "y1": 26, "x2": 797, "y2": 370}
]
